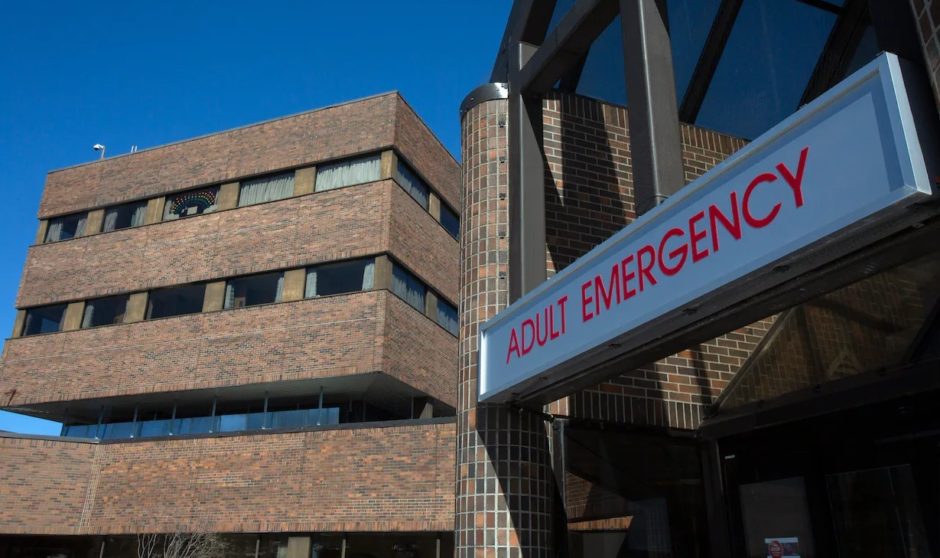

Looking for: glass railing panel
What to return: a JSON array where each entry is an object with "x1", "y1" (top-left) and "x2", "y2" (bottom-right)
[
  {"x1": 176, "y1": 416, "x2": 214, "y2": 436},
  {"x1": 102, "y1": 421, "x2": 136, "y2": 440},
  {"x1": 139, "y1": 419, "x2": 173, "y2": 438}
]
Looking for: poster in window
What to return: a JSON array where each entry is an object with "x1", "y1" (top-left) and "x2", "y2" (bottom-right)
[{"x1": 765, "y1": 537, "x2": 800, "y2": 558}]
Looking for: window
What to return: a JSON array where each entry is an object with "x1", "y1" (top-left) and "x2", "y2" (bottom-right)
[
  {"x1": 44, "y1": 213, "x2": 87, "y2": 243},
  {"x1": 103, "y1": 200, "x2": 147, "y2": 232},
  {"x1": 315, "y1": 154, "x2": 381, "y2": 192},
  {"x1": 22, "y1": 304, "x2": 67, "y2": 336},
  {"x1": 394, "y1": 160, "x2": 430, "y2": 209},
  {"x1": 162, "y1": 186, "x2": 220, "y2": 221},
  {"x1": 392, "y1": 264, "x2": 426, "y2": 312},
  {"x1": 238, "y1": 172, "x2": 295, "y2": 207},
  {"x1": 82, "y1": 295, "x2": 129, "y2": 328},
  {"x1": 441, "y1": 204, "x2": 460, "y2": 240},
  {"x1": 147, "y1": 284, "x2": 206, "y2": 319},
  {"x1": 436, "y1": 299, "x2": 459, "y2": 336},
  {"x1": 224, "y1": 272, "x2": 284, "y2": 309},
  {"x1": 305, "y1": 258, "x2": 375, "y2": 298}
]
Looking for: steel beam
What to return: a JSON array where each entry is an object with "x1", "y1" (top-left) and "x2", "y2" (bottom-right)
[
  {"x1": 800, "y1": 0, "x2": 869, "y2": 106},
  {"x1": 517, "y1": 0, "x2": 619, "y2": 93},
  {"x1": 491, "y1": 0, "x2": 559, "y2": 82},
  {"x1": 678, "y1": 0, "x2": 743, "y2": 124},
  {"x1": 509, "y1": 42, "x2": 548, "y2": 301},
  {"x1": 620, "y1": 0, "x2": 685, "y2": 215}
]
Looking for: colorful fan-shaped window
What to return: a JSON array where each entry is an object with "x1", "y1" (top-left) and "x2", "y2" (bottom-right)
[{"x1": 163, "y1": 186, "x2": 219, "y2": 221}]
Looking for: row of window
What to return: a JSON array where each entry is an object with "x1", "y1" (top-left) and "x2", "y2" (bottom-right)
[
  {"x1": 43, "y1": 153, "x2": 460, "y2": 242},
  {"x1": 18, "y1": 257, "x2": 459, "y2": 337},
  {"x1": 61, "y1": 389, "x2": 438, "y2": 441}
]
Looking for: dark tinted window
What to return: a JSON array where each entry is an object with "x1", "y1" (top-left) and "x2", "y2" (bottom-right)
[
  {"x1": 436, "y1": 299, "x2": 459, "y2": 336},
  {"x1": 82, "y1": 295, "x2": 129, "y2": 328},
  {"x1": 163, "y1": 186, "x2": 220, "y2": 221},
  {"x1": 22, "y1": 304, "x2": 67, "y2": 335},
  {"x1": 441, "y1": 204, "x2": 460, "y2": 239},
  {"x1": 45, "y1": 213, "x2": 87, "y2": 243},
  {"x1": 225, "y1": 272, "x2": 284, "y2": 309},
  {"x1": 147, "y1": 284, "x2": 206, "y2": 319},
  {"x1": 306, "y1": 259, "x2": 375, "y2": 298},
  {"x1": 103, "y1": 201, "x2": 147, "y2": 232},
  {"x1": 392, "y1": 264, "x2": 426, "y2": 312},
  {"x1": 394, "y1": 161, "x2": 430, "y2": 209}
]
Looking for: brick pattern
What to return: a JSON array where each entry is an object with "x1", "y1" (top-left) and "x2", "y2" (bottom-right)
[
  {"x1": 0, "y1": 437, "x2": 97, "y2": 534},
  {"x1": 0, "y1": 422, "x2": 455, "y2": 535},
  {"x1": 456, "y1": 100, "x2": 554, "y2": 557},
  {"x1": 2, "y1": 291, "x2": 456, "y2": 409},
  {"x1": 37, "y1": 94, "x2": 459, "y2": 221},
  {"x1": 19, "y1": 181, "x2": 458, "y2": 308},
  {"x1": 540, "y1": 92, "x2": 773, "y2": 430},
  {"x1": 911, "y1": 0, "x2": 940, "y2": 112}
]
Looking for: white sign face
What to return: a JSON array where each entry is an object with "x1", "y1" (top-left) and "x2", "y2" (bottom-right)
[{"x1": 479, "y1": 53, "x2": 936, "y2": 402}]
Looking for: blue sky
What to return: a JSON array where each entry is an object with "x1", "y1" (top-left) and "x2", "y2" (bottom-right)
[{"x1": 0, "y1": 1, "x2": 510, "y2": 435}]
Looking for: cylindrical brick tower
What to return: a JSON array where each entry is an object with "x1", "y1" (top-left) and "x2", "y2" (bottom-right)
[{"x1": 455, "y1": 87, "x2": 554, "y2": 557}]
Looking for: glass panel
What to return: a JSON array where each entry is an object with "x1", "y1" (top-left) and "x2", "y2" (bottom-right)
[
  {"x1": 44, "y1": 213, "x2": 87, "y2": 242},
  {"x1": 218, "y1": 412, "x2": 265, "y2": 433},
  {"x1": 101, "y1": 421, "x2": 136, "y2": 440},
  {"x1": 238, "y1": 172, "x2": 295, "y2": 207},
  {"x1": 315, "y1": 154, "x2": 381, "y2": 192},
  {"x1": 720, "y1": 251, "x2": 940, "y2": 410},
  {"x1": 163, "y1": 186, "x2": 220, "y2": 221},
  {"x1": 394, "y1": 161, "x2": 430, "y2": 209},
  {"x1": 827, "y1": 465, "x2": 932, "y2": 557},
  {"x1": 576, "y1": 16, "x2": 627, "y2": 106},
  {"x1": 305, "y1": 258, "x2": 375, "y2": 298},
  {"x1": 22, "y1": 304, "x2": 67, "y2": 336},
  {"x1": 392, "y1": 264, "x2": 426, "y2": 312},
  {"x1": 62, "y1": 424, "x2": 98, "y2": 438},
  {"x1": 545, "y1": 0, "x2": 577, "y2": 37},
  {"x1": 138, "y1": 419, "x2": 173, "y2": 438},
  {"x1": 667, "y1": 0, "x2": 722, "y2": 101},
  {"x1": 436, "y1": 299, "x2": 459, "y2": 336},
  {"x1": 697, "y1": 1, "x2": 836, "y2": 138},
  {"x1": 103, "y1": 200, "x2": 148, "y2": 232},
  {"x1": 739, "y1": 477, "x2": 816, "y2": 558},
  {"x1": 175, "y1": 416, "x2": 214, "y2": 436},
  {"x1": 441, "y1": 204, "x2": 460, "y2": 239},
  {"x1": 82, "y1": 295, "x2": 129, "y2": 328},
  {"x1": 224, "y1": 272, "x2": 284, "y2": 309},
  {"x1": 147, "y1": 284, "x2": 206, "y2": 319}
]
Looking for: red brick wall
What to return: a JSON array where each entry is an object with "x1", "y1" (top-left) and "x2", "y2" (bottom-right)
[
  {"x1": 541, "y1": 92, "x2": 774, "y2": 428},
  {"x1": 0, "y1": 422, "x2": 455, "y2": 535},
  {"x1": 0, "y1": 436, "x2": 97, "y2": 535},
  {"x1": 394, "y1": 99, "x2": 461, "y2": 211},
  {"x1": 1, "y1": 291, "x2": 455, "y2": 408},
  {"x1": 19, "y1": 180, "x2": 457, "y2": 308}
]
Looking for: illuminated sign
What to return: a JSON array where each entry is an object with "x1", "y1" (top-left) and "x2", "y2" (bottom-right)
[{"x1": 479, "y1": 53, "x2": 936, "y2": 402}]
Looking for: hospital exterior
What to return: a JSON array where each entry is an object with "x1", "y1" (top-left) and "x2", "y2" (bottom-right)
[{"x1": 3, "y1": 1, "x2": 940, "y2": 557}]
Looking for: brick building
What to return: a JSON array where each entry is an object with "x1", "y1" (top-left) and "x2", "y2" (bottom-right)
[{"x1": 0, "y1": 93, "x2": 460, "y2": 557}]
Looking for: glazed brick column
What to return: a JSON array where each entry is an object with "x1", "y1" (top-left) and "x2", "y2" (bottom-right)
[
  {"x1": 911, "y1": 0, "x2": 940, "y2": 112},
  {"x1": 456, "y1": 97, "x2": 553, "y2": 557}
]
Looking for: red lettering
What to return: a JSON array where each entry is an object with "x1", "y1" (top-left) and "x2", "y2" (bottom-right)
[
  {"x1": 594, "y1": 264, "x2": 621, "y2": 315},
  {"x1": 776, "y1": 146, "x2": 809, "y2": 208},
  {"x1": 558, "y1": 295, "x2": 569, "y2": 334},
  {"x1": 637, "y1": 245, "x2": 658, "y2": 291},
  {"x1": 658, "y1": 227, "x2": 688, "y2": 276},
  {"x1": 708, "y1": 192, "x2": 742, "y2": 253},
  {"x1": 535, "y1": 311, "x2": 548, "y2": 347},
  {"x1": 581, "y1": 281, "x2": 594, "y2": 322},
  {"x1": 506, "y1": 327, "x2": 521, "y2": 364},
  {"x1": 520, "y1": 319, "x2": 536, "y2": 355},
  {"x1": 743, "y1": 172, "x2": 781, "y2": 228},
  {"x1": 688, "y1": 210, "x2": 709, "y2": 262},
  {"x1": 620, "y1": 255, "x2": 637, "y2": 301},
  {"x1": 548, "y1": 303, "x2": 560, "y2": 340}
]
